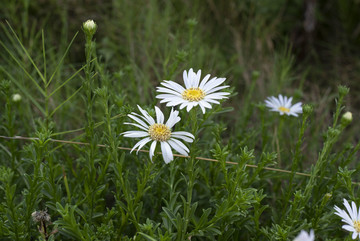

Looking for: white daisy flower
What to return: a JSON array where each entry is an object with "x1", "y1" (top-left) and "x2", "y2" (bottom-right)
[
  {"x1": 334, "y1": 199, "x2": 360, "y2": 239},
  {"x1": 156, "y1": 68, "x2": 230, "y2": 114},
  {"x1": 265, "y1": 94, "x2": 302, "y2": 117},
  {"x1": 122, "y1": 105, "x2": 194, "y2": 164},
  {"x1": 293, "y1": 230, "x2": 315, "y2": 241}
]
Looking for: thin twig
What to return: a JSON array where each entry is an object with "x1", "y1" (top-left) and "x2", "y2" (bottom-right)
[{"x1": 0, "y1": 135, "x2": 359, "y2": 185}]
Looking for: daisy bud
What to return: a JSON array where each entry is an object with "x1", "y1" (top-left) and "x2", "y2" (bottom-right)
[
  {"x1": 12, "y1": 93, "x2": 22, "y2": 102},
  {"x1": 341, "y1": 111, "x2": 352, "y2": 126},
  {"x1": 338, "y1": 85, "x2": 349, "y2": 97},
  {"x1": 302, "y1": 104, "x2": 313, "y2": 116},
  {"x1": 83, "y1": 20, "x2": 97, "y2": 36},
  {"x1": 321, "y1": 193, "x2": 332, "y2": 206},
  {"x1": 251, "y1": 70, "x2": 260, "y2": 80}
]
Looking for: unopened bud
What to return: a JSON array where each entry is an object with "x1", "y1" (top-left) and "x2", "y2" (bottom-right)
[
  {"x1": 302, "y1": 104, "x2": 313, "y2": 116},
  {"x1": 12, "y1": 93, "x2": 22, "y2": 102},
  {"x1": 341, "y1": 111, "x2": 352, "y2": 126},
  {"x1": 83, "y1": 20, "x2": 97, "y2": 36},
  {"x1": 325, "y1": 193, "x2": 332, "y2": 199},
  {"x1": 338, "y1": 85, "x2": 350, "y2": 97}
]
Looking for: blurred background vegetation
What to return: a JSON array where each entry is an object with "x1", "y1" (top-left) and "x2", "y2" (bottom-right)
[{"x1": 1, "y1": 0, "x2": 360, "y2": 168}]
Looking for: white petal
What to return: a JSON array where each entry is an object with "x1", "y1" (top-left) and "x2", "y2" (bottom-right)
[
  {"x1": 124, "y1": 122, "x2": 148, "y2": 131},
  {"x1": 149, "y1": 141, "x2": 157, "y2": 160},
  {"x1": 186, "y1": 102, "x2": 196, "y2": 112},
  {"x1": 172, "y1": 131, "x2": 195, "y2": 139},
  {"x1": 130, "y1": 137, "x2": 152, "y2": 154},
  {"x1": 166, "y1": 99, "x2": 187, "y2": 107},
  {"x1": 352, "y1": 201, "x2": 358, "y2": 221},
  {"x1": 204, "y1": 85, "x2": 229, "y2": 95},
  {"x1": 203, "y1": 98, "x2": 220, "y2": 105},
  {"x1": 265, "y1": 99, "x2": 276, "y2": 108},
  {"x1": 128, "y1": 114, "x2": 150, "y2": 129},
  {"x1": 199, "y1": 100, "x2": 212, "y2": 109},
  {"x1": 169, "y1": 138, "x2": 190, "y2": 153},
  {"x1": 156, "y1": 87, "x2": 182, "y2": 96},
  {"x1": 184, "y1": 69, "x2": 192, "y2": 89},
  {"x1": 198, "y1": 102, "x2": 206, "y2": 114},
  {"x1": 335, "y1": 206, "x2": 353, "y2": 225},
  {"x1": 279, "y1": 94, "x2": 284, "y2": 106},
  {"x1": 344, "y1": 199, "x2": 356, "y2": 221},
  {"x1": 155, "y1": 106, "x2": 164, "y2": 124},
  {"x1": 137, "y1": 105, "x2": 155, "y2": 125},
  {"x1": 167, "y1": 139, "x2": 189, "y2": 156},
  {"x1": 172, "y1": 136, "x2": 193, "y2": 143},
  {"x1": 342, "y1": 225, "x2": 355, "y2": 232},
  {"x1": 205, "y1": 93, "x2": 230, "y2": 100},
  {"x1": 161, "y1": 141, "x2": 173, "y2": 164},
  {"x1": 202, "y1": 77, "x2": 226, "y2": 92},
  {"x1": 165, "y1": 108, "x2": 181, "y2": 128},
  {"x1": 352, "y1": 231, "x2": 358, "y2": 239},
  {"x1": 198, "y1": 74, "x2": 211, "y2": 89},
  {"x1": 271, "y1": 96, "x2": 281, "y2": 107},
  {"x1": 179, "y1": 102, "x2": 188, "y2": 110},
  {"x1": 193, "y1": 69, "x2": 201, "y2": 87},
  {"x1": 285, "y1": 96, "x2": 293, "y2": 108},
  {"x1": 122, "y1": 131, "x2": 149, "y2": 138},
  {"x1": 183, "y1": 70, "x2": 188, "y2": 88},
  {"x1": 156, "y1": 94, "x2": 180, "y2": 99},
  {"x1": 163, "y1": 80, "x2": 186, "y2": 93}
]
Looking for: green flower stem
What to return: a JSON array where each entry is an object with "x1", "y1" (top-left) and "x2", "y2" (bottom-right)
[
  {"x1": 275, "y1": 116, "x2": 285, "y2": 166},
  {"x1": 82, "y1": 30, "x2": 97, "y2": 223},
  {"x1": 281, "y1": 111, "x2": 310, "y2": 221},
  {"x1": 5, "y1": 91, "x2": 16, "y2": 170},
  {"x1": 180, "y1": 108, "x2": 198, "y2": 241}
]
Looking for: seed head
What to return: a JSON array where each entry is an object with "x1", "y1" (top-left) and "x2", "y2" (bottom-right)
[{"x1": 32, "y1": 210, "x2": 51, "y2": 223}]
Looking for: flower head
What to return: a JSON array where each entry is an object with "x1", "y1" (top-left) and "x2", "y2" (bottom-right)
[
  {"x1": 156, "y1": 68, "x2": 230, "y2": 114},
  {"x1": 293, "y1": 230, "x2": 315, "y2": 241},
  {"x1": 265, "y1": 94, "x2": 302, "y2": 117},
  {"x1": 341, "y1": 111, "x2": 353, "y2": 126},
  {"x1": 83, "y1": 19, "x2": 97, "y2": 35},
  {"x1": 334, "y1": 199, "x2": 360, "y2": 239},
  {"x1": 122, "y1": 105, "x2": 194, "y2": 163},
  {"x1": 12, "y1": 93, "x2": 22, "y2": 102}
]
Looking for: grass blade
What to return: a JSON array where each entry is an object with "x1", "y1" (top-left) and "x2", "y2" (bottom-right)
[
  {"x1": 47, "y1": 32, "x2": 79, "y2": 87},
  {"x1": 5, "y1": 21, "x2": 46, "y2": 84},
  {"x1": 0, "y1": 41, "x2": 46, "y2": 97},
  {"x1": 49, "y1": 86, "x2": 83, "y2": 117}
]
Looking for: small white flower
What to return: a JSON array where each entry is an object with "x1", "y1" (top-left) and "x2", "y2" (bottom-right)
[
  {"x1": 342, "y1": 111, "x2": 353, "y2": 123},
  {"x1": 334, "y1": 199, "x2": 360, "y2": 239},
  {"x1": 265, "y1": 94, "x2": 302, "y2": 117},
  {"x1": 293, "y1": 230, "x2": 315, "y2": 241},
  {"x1": 122, "y1": 105, "x2": 194, "y2": 164},
  {"x1": 12, "y1": 93, "x2": 22, "y2": 102},
  {"x1": 83, "y1": 20, "x2": 97, "y2": 34},
  {"x1": 156, "y1": 68, "x2": 230, "y2": 114}
]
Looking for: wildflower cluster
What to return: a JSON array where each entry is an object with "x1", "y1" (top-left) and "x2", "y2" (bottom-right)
[{"x1": 122, "y1": 68, "x2": 230, "y2": 163}]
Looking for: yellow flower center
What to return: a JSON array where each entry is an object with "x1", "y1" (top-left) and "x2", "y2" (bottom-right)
[
  {"x1": 182, "y1": 88, "x2": 205, "y2": 101},
  {"x1": 278, "y1": 106, "x2": 290, "y2": 113},
  {"x1": 148, "y1": 124, "x2": 171, "y2": 142},
  {"x1": 354, "y1": 220, "x2": 360, "y2": 233}
]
